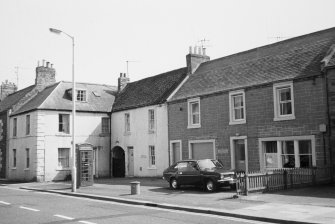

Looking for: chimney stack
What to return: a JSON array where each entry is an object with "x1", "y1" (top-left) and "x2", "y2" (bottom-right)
[
  {"x1": 186, "y1": 46, "x2": 210, "y2": 74},
  {"x1": 35, "y1": 60, "x2": 56, "y2": 91},
  {"x1": 0, "y1": 80, "x2": 17, "y2": 101},
  {"x1": 118, "y1": 72, "x2": 129, "y2": 92}
]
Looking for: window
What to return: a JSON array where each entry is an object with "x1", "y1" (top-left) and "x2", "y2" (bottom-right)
[
  {"x1": 59, "y1": 114, "x2": 70, "y2": 134},
  {"x1": 261, "y1": 136, "x2": 315, "y2": 169},
  {"x1": 26, "y1": 115, "x2": 30, "y2": 135},
  {"x1": 13, "y1": 118, "x2": 17, "y2": 137},
  {"x1": 77, "y1": 90, "x2": 87, "y2": 102},
  {"x1": 58, "y1": 148, "x2": 70, "y2": 168},
  {"x1": 148, "y1": 109, "x2": 155, "y2": 132},
  {"x1": 188, "y1": 98, "x2": 201, "y2": 128},
  {"x1": 101, "y1": 117, "x2": 110, "y2": 134},
  {"x1": 12, "y1": 149, "x2": 16, "y2": 168},
  {"x1": 26, "y1": 148, "x2": 30, "y2": 169},
  {"x1": 124, "y1": 113, "x2": 130, "y2": 133},
  {"x1": 273, "y1": 82, "x2": 295, "y2": 121},
  {"x1": 149, "y1": 145, "x2": 155, "y2": 167},
  {"x1": 229, "y1": 90, "x2": 246, "y2": 124}
]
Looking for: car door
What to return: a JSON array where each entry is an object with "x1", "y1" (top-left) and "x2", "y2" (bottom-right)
[{"x1": 177, "y1": 161, "x2": 201, "y2": 185}]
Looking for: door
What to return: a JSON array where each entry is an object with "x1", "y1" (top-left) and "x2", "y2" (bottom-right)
[
  {"x1": 127, "y1": 146, "x2": 134, "y2": 176},
  {"x1": 234, "y1": 139, "x2": 246, "y2": 171},
  {"x1": 171, "y1": 142, "x2": 181, "y2": 164}
]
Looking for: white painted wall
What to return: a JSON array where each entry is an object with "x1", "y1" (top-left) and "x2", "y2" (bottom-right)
[
  {"x1": 8, "y1": 110, "x2": 110, "y2": 181},
  {"x1": 111, "y1": 104, "x2": 169, "y2": 177}
]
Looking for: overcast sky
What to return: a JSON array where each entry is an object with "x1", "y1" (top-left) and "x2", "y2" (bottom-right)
[{"x1": 1, "y1": 0, "x2": 335, "y2": 90}]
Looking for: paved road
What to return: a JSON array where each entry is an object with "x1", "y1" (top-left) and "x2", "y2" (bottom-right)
[{"x1": 0, "y1": 187, "x2": 270, "y2": 224}]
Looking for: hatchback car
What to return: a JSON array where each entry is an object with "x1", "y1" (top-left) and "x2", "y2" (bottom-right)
[{"x1": 163, "y1": 159, "x2": 236, "y2": 192}]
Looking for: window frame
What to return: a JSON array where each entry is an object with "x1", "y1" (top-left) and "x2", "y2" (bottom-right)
[
  {"x1": 26, "y1": 114, "x2": 30, "y2": 135},
  {"x1": 149, "y1": 145, "x2": 156, "y2": 168},
  {"x1": 148, "y1": 109, "x2": 155, "y2": 133},
  {"x1": 101, "y1": 117, "x2": 110, "y2": 134},
  {"x1": 124, "y1": 113, "x2": 130, "y2": 134},
  {"x1": 187, "y1": 98, "x2": 201, "y2": 129},
  {"x1": 25, "y1": 148, "x2": 30, "y2": 169},
  {"x1": 13, "y1": 117, "x2": 17, "y2": 137},
  {"x1": 58, "y1": 113, "x2": 70, "y2": 134},
  {"x1": 259, "y1": 135, "x2": 316, "y2": 170},
  {"x1": 273, "y1": 82, "x2": 295, "y2": 121},
  {"x1": 229, "y1": 90, "x2": 246, "y2": 125},
  {"x1": 76, "y1": 89, "x2": 87, "y2": 102},
  {"x1": 12, "y1": 149, "x2": 16, "y2": 168},
  {"x1": 58, "y1": 148, "x2": 70, "y2": 169}
]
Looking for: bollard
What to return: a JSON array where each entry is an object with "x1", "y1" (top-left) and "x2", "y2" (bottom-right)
[{"x1": 130, "y1": 181, "x2": 140, "y2": 195}]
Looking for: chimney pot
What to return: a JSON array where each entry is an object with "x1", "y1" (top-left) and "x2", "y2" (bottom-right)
[
  {"x1": 198, "y1": 47, "x2": 202, "y2": 55},
  {"x1": 189, "y1": 46, "x2": 192, "y2": 54},
  {"x1": 42, "y1": 59, "x2": 45, "y2": 67},
  {"x1": 202, "y1": 48, "x2": 206, "y2": 56},
  {"x1": 51, "y1": 64, "x2": 53, "y2": 68},
  {"x1": 46, "y1": 62, "x2": 49, "y2": 67}
]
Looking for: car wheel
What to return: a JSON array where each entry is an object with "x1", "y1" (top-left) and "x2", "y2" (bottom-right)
[
  {"x1": 170, "y1": 178, "x2": 179, "y2": 190},
  {"x1": 205, "y1": 179, "x2": 216, "y2": 192}
]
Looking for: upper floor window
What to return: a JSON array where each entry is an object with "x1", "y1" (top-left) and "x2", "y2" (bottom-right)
[
  {"x1": 125, "y1": 113, "x2": 130, "y2": 133},
  {"x1": 77, "y1": 90, "x2": 87, "y2": 102},
  {"x1": 26, "y1": 115, "x2": 30, "y2": 135},
  {"x1": 229, "y1": 90, "x2": 246, "y2": 125},
  {"x1": 101, "y1": 117, "x2": 110, "y2": 134},
  {"x1": 148, "y1": 109, "x2": 155, "y2": 132},
  {"x1": 59, "y1": 114, "x2": 70, "y2": 134},
  {"x1": 13, "y1": 118, "x2": 17, "y2": 137},
  {"x1": 273, "y1": 82, "x2": 295, "y2": 121},
  {"x1": 149, "y1": 145, "x2": 156, "y2": 167},
  {"x1": 188, "y1": 98, "x2": 201, "y2": 128}
]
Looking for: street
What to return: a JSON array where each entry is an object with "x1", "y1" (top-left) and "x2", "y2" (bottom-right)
[{"x1": 0, "y1": 187, "x2": 269, "y2": 224}]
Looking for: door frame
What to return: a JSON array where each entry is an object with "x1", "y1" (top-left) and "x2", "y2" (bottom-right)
[{"x1": 230, "y1": 136, "x2": 248, "y2": 172}]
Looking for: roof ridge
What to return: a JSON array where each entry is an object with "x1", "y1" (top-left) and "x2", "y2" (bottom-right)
[
  {"x1": 201, "y1": 27, "x2": 335, "y2": 67},
  {"x1": 60, "y1": 80, "x2": 116, "y2": 88}
]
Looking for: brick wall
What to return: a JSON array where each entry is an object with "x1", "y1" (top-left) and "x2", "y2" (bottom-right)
[
  {"x1": 326, "y1": 68, "x2": 335, "y2": 167},
  {"x1": 168, "y1": 76, "x2": 328, "y2": 170}
]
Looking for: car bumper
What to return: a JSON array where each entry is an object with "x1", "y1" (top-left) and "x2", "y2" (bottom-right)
[{"x1": 217, "y1": 178, "x2": 236, "y2": 185}]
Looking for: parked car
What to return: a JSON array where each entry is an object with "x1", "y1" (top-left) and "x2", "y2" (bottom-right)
[{"x1": 163, "y1": 159, "x2": 236, "y2": 192}]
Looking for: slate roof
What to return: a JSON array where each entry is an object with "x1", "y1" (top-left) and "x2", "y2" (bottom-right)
[
  {"x1": 11, "y1": 81, "x2": 117, "y2": 116},
  {"x1": 112, "y1": 67, "x2": 188, "y2": 112},
  {"x1": 0, "y1": 85, "x2": 35, "y2": 112},
  {"x1": 170, "y1": 27, "x2": 335, "y2": 101}
]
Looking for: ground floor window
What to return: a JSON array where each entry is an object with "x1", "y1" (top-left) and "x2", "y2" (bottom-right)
[
  {"x1": 149, "y1": 145, "x2": 155, "y2": 167},
  {"x1": 261, "y1": 136, "x2": 315, "y2": 169},
  {"x1": 58, "y1": 148, "x2": 70, "y2": 169}
]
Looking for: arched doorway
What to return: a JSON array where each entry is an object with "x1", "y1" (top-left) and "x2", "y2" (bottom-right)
[{"x1": 111, "y1": 146, "x2": 125, "y2": 177}]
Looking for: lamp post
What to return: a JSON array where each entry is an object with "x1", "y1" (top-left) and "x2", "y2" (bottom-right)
[{"x1": 49, "y1": 28, "x2": 77, "y2": 192}]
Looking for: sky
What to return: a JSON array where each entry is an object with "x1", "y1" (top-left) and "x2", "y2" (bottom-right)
[{"x1": 0, "y1": 0, "x2": 335, "y2": 90}]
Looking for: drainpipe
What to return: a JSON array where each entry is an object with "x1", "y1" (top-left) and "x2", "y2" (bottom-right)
[{"x1": 324, "y1": 68, "x2": 334, "y2": 183}]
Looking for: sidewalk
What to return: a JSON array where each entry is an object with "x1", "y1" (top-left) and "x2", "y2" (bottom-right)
[{"x1": 2, "y1": 177, "x2": 335, "y2": 224}]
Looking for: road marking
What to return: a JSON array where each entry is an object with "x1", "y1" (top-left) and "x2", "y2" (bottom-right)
[
  {"x1": 19, "y1": 206, "x2": 40, "y2": 212},
  {"x1": 0, "y1": 201, "x2": 10, "y2": 205},
  {"x1": 54, "y1": 214, "x2": 75, "y2": 220},
  {"x1": 78, "y1": 221, "x2": 97, "y2": 224}
]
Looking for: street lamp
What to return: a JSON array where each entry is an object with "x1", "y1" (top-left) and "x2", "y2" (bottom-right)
[{"x1": 49, "y1": 28, "x2": 77, "y2": 192}]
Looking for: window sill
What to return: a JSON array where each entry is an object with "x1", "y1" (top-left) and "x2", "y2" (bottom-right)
[
  {"x1": 187, "y1": 124, "x2": 201, "y2": 129},
  {"x1": 99, "y1": 133, "x2": 110, "y2": 137},
  {"x1": 11, "y1": 168, "x2": 17, "y2": 170},
  {"x1": 147, "y1": 167, "x2": 157, "y2": 170},
  {"x1": 274, "y1": 115, "x2": 295, "y2": 122},
  {"x1": 229, "y1": 120, "x2": 246, "y2": 125},
  {"x1": 24, "y1": 168, "x2": 30, "y2": 171},
  {"x1": 124, "y1": 132, "x2": 131, "y2": 136},
  {"x1": 56, "y1": 133, "x2": 71, "y2": 136}
]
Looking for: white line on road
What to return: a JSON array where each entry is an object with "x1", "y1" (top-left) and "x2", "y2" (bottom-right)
[
  {"x1": 19, "y1": 206, "x2": 40, "y2": 212},
  {"x1": 0, "y1": 201, "x2": 10, "y2": 205},
  {"x1": 78, "y1": 221, "x2": 97, "y2": 224},
  {"x1": 54, "y1": 214, "x2": 75, "y2": 220}
]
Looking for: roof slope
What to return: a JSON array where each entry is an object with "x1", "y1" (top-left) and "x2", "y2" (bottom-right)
[
  {"x1": 12, "y1": 81, "x2": 117, "y2": 115},
  {"x1": 171, "y1": 27, "x2": 335, "y2": 101},
  {"x1": 0, "y1": 85, "x2": 35, "y2": 112},
  {"x1": 112, "y1": 67, "x2": 188, "y2": 112}
]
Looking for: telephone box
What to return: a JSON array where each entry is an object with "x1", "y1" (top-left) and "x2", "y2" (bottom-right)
[{"x1": 76, "y1": 143, "x2": 94, "y2": 187}]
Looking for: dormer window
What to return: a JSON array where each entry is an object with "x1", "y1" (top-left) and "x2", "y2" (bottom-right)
[{"x1": 77, "y1": 90, "x2": 87, "y2": 102}]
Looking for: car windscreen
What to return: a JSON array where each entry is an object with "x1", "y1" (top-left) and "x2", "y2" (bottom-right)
[{"x1": 197, "y1": 159, "x2": 223, "y2": 170}]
